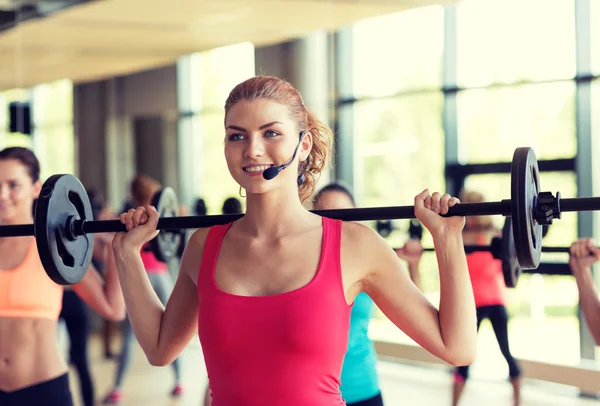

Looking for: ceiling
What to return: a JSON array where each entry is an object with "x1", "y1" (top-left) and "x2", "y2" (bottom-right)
[{"x1": 0, "y1": 0, "x2": 454, "y2": 91}]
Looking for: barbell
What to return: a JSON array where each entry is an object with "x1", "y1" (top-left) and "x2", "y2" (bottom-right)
[
  {"x1": 399, "y1": 217, "x2": 575, "y2": 288},
  {"x1": 0, "y1": 147, "x2": 599, "y2": 286}
]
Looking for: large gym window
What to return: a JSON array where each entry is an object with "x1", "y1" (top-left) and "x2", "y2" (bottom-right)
[
  {"x1": 338, "y1": 0, "x2": 587, "y2": 369},
  {"x1": 457, "y1": 81, "x2": 576, "y2": 163},
  {"x1": 31, "y1": 79, "x2": 75, "y2": 179},
  {"x1": 349, "y1": 6, "x2": 444, "y2": 99},
  {"x1": 456, "y1": 0, "x2": 576, "y2": 87},
  {"x1": 185, "y1": 42, "x2": 255, "y2": 215},
  {"x1": 592, "y1": 0, "x2": 600, "y2": 75}
]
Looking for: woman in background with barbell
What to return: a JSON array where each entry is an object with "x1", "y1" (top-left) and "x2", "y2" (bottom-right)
[
  {"x1": 0, "y1": 146, "x2": 125, "y2": 406},
  {"x1": 451, "y1": 190, "x2": 521, "y2": 406},
  {"x1": 111, "y1": 75, "x2": 477, "y2": 405}
]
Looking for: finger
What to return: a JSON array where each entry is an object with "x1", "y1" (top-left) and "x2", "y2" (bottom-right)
[
  {"x1": 430, "y1": 192, "x2": 441, "y2": 214},
  {"x1": 448, "y1": 196, "x2": 460, "y2": 207},
  {"x1": 145, "y1": 205, "x2": 160, "y2": 226},
  {"x1": 132, "y1": 207, "x2": 147, "y2": 227},
  {"x1": 440, "y1": 193, "x2": 452, "y2": 215},
  {"x1": 126, "y1": 208, "x2": 136, "y2": 231},
  {"x1": 119, "y1": 213, "x2": 127, "y2": 225},
  {"x1": 423, "y1": 195, "x2": 432, "y2": 211},
  {"x1": 414, "y1": 190, "x2": 428, "y2": 211}
]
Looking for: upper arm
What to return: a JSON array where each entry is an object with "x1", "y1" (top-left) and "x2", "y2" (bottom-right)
[
  {"x1": 156, "y1": 228, "x2": 210, "y2": 362},
  {"x1": 347, "y1": 224, "x2": 449, "y2": 360}
]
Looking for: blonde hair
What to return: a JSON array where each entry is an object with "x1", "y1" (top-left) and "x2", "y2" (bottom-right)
[{"x1": 224, "y1": 76, "x2": 333, "y2": 204}]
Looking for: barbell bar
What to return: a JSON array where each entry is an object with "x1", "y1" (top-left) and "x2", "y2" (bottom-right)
[{"x1": 1, "y1": 147, "x2": 599, "y2": 286}]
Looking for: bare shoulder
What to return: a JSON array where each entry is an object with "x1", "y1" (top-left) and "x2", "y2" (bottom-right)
[
  {"x1": 340, "y1": 221, "x2": 382, "y2": 248},
  {"x1": 340, "y1": 221, "x2": 392, "y2": 283},
  {"x1": 179, "y1": 227, "x2": 212, "y2": 284}
]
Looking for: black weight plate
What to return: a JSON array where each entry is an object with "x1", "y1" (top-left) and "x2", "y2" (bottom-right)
[
  {"x1": 500, "y1": 217, "x2": 521, "y2": 288},
  {"x1": 35, "y1": 174, "x2": 94, "y2": 285},
  {"x1": 149, "y1": 187, "x2": 182, "y2": 263},
  {"x1": 511, "y1": 147, "x2": 543, "y2": 269}
]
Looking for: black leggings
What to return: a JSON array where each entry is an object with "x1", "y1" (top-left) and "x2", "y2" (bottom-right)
[
  {"x1": 455, "y1": 305, "x2": 521, "y2": 381},
  {"x1": 59, "y1": 290, "x2": 94, "y2": 406},
  {"x1": 347, "y1": 393, "x2": 384, "y2": 406},
  {"x1": 0, "y1": 373, "x2": 73, "y2": 406}
]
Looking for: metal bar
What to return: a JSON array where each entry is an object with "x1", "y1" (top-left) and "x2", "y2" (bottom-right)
[
  {"x1": 0, "y1": 224, "x2": 34, "y2": 237},
  {"x1": 75, "y1": 201, "x2": 515, "y2": 236},
  {"x1": 409, "y1": 245, "x2": 570, "y2": 254},
  {"x1": 446, "y1": 158, "x2": 575, "y2": 177},
  {"x1": 560, "y1": 197, "x2": 600, "y2": 213},
  {"x1": 522, "y1": 262, "x2": 572, "y2": 276}
]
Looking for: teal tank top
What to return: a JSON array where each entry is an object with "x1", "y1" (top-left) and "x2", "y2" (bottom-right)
[{"x1": 340, "y1": 292, "x2": 380, "y2": 403}]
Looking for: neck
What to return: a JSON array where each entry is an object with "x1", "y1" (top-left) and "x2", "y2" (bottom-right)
[{"x1": 237, "y1": 185, "x2": 311, "y2": 238}]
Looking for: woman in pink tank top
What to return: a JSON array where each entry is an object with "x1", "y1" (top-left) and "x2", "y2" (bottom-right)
[
  {"x1": 452, "y1": 190, "x2": 521, "y2": 406},
  {"x1": 110, "y1": 76, "x2": 478, "y2": 405}
]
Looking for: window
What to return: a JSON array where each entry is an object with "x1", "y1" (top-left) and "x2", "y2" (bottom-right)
[
  {"x1": 348, "y1": 92, "x2": 445, "y2": 293},
  {"x1": 188, "y1": 113, "x2": 241, "y2": 215},
  {"x1": 34, "y1": 125, "x2": 75, "y2": 180},
  {"x1": 350, "y1": 6, "x2": 444, "y2": 98},
  {"x1": 187, "y1": 43, "x2": 255, "y2": 214},
  {"x1": 31, "y1": 79, "x2": 75, "y2": 178},
  {"x1": 592, "y1": 0, "x2": 600, "y2": 75},
  {"x1": 457, "y1": 0, "x2": 576, "y2": 87},
  {"x1": 457, "y1": 81, "x2": 576, "y2": 163},
  {"x1": 32, "y1": 79, "x2": 73, "y2": 126},
  {"x1": 190, "y1": 42, "x2": 256, "y2": 111}
]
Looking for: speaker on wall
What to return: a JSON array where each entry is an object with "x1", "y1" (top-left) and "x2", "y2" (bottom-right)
[{"x1": 8, "y1": 101, "x2": 32, "y2": 135}]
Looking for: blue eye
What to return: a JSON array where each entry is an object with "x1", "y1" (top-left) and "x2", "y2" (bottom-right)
[
  {"x1": 228, "y1": 133, "x2": 245, "y2": 141},
  {"x1": 265, "y1": 130, "x2": 280, "y2": 137}
]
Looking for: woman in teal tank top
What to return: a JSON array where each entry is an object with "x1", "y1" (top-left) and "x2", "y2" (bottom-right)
[{"x1": 313, "y1": 183, "x2": 384, "y2": 406}]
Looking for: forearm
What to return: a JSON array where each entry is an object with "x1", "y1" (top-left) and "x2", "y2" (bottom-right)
[
  {"x1": 103, "y1": 251, "x2": 126, "y2": 319},
  {"x1": 434, "y1": 233, "x2": 477, "y2": 363},
  {"x1": 408, "y1": 264, "x2": 422, "y2": 291},
  {"x1": 115, "y1": 249, "x2": 166, "y2": 360},
  {"x1": 574, "y1": 268, "x2": 600, "y2": 345}
]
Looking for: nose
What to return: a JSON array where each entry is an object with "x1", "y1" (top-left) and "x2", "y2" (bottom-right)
[
  {"x1": 0, "y1": 185, "x2": 8, "y2": 201},
  {"x1": 244, "y1": 134, "x2": 265, "y2": 159}
]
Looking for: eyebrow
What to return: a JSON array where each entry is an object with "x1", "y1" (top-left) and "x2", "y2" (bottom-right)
[{"x1": 226, "y1": 121, "x2": 284, "y2": 132}]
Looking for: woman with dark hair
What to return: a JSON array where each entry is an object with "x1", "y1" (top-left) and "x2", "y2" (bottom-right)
[
  {"x1": 222, "y1": 197, "x2": 243, "y2": 215},
  {"x1": 0, "y1": 147, "x2": 125, "y2": 406},
  {"x1": 313, "y1": 182, "x2": 383, "y2": 406}
]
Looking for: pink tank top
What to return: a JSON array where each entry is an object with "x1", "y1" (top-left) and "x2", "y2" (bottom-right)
[
  {"x1": 467, "y1": 252, "x2": 506, "y2": 307},
  {"x1": 140, "y1": 243, "x2": 168, "y2": 274},
  {"x1": 197, "y1": 217, "x2": 351, "y2": 406}
]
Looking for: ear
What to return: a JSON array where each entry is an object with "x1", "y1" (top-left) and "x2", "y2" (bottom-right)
[
  {"x1": 32, "y1": 179, "x2": 42, "y2": 199},
  {"x1": 299, "y1": 131, "x2": 313, "y2": 162}
]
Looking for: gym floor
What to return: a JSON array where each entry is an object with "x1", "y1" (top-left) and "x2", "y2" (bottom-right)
[{"x1": 63, "y1": 333, "x2": 600, "y2": 406}]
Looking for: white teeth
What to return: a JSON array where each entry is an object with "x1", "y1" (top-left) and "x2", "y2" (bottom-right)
[{"x1": 245, "y1": 165, "x2": 271, "y2": 173}]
